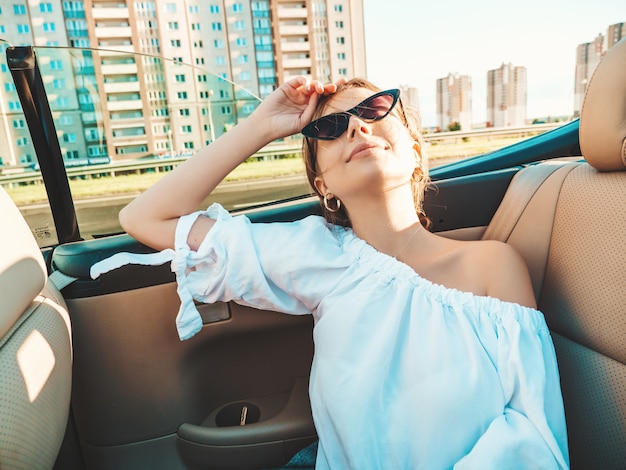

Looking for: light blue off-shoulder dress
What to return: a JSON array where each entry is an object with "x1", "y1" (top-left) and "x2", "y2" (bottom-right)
[{"x1": 91, "y1": 204, "x2": 569, "y2": 469}]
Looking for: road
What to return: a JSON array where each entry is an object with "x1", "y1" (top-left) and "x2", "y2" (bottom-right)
[
  {"x1": 20, "y1": 157, "x2": 460, "y2": 244},
  {"x1": 21, "y1": 176, "x2": 312, "y2": 241}
]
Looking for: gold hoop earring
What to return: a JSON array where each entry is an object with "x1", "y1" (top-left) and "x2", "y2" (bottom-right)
[{"x1": 323, "y1": 193, "x2": 341, "y2": 213}]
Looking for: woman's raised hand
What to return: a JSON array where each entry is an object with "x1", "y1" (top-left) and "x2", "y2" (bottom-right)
[
  {"x1": 118, "y1": 76, "x2": 344, "y2": 251},
  {"x1": 251, "y1": 76, "x2": 341, "y2": 140}
]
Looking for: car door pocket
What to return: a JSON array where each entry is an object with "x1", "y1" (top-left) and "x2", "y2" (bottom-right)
[
  {"x1": 215, "y1": 402, "x2": 261, "y2": 427},
  {"x1": 177, "y1": 377, "x2": 317, "y2": 469}
]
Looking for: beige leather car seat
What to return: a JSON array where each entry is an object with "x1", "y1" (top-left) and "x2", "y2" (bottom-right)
[
  {"x1": 484, "y1": 37, "x2": 626, "y2": 468},
  {"x1": 0, "y1": 186, "x2": 72, "y2": 469}
]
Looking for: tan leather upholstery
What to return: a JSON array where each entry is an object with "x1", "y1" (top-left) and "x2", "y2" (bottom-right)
[
  {"x1": 484, "y1": 37, "x2": 626, "y2": 468},
  {"x1": 0, "y1": 187, "x2": 72, "y2": 469},
  {"x1": 579, "y1": 37, "x2": 626, "y2": 171}
]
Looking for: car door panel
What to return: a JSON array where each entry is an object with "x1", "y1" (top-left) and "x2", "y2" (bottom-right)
[{"x1": 67, "y1": 281, "x2": 315, "y2": 468}]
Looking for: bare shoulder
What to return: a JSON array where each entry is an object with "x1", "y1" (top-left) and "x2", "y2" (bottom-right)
[{"x1": 464, "y1": 239, "x2": 537, "y2": 309}]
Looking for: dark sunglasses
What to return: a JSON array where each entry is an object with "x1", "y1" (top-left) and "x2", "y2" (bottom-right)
[{"x1": 301, "y1": 89, "x2": 401, "y2": 140}]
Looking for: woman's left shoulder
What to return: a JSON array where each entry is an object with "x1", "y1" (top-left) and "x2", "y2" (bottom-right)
[{"x1": 465, "y1": 239, "x2": 537, "y2": 309}]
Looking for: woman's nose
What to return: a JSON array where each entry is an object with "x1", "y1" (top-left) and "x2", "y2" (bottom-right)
[{"x1": 347, "y1": 116, "x2": 373, "y2": 140}]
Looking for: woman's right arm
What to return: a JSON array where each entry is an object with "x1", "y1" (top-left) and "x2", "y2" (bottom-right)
[{"x1": 119, "y1": 77, "x2": 337, "y2": 252}]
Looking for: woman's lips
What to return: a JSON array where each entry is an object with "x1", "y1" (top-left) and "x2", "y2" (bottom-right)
[{"x1": 348, "y1": 142, "x2": 381, "y2": 162}]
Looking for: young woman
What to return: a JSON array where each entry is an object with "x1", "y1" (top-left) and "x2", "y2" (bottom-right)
[{"x1": 92, "y1": 77, "x2": 569, "y2": 469}]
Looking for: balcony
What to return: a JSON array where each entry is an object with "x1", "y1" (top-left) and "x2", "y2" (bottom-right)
[
  {"x1": 100, "y1": 63, "x2": 138, "y2": 75},
  {"x1": 282, "y1": 57, "x2": 311, "y2": 69},
  {"x1": 97, "y1": 45, "x2": 135, "y2": 55},
  {"x1": 104, "y1": 81, "x2": 140, "y2": 94},
  {"x1": 281, "y1": 41, "x2": 310, "y2": 52},
  {"x1": 279, "y1": 25, "x2": 309, "y2": 36},
  {"x1": 94, "y1": 26, "x2": 132, "y2": 38},
  {"x1": 277, "y1": 7, "x2": 307, "y2": 19},
  {"x1": 92, "y1": 7, "x2": 130, "y2": 20},
  {"x1": 106, "y1": 100, "x2": 143, "y2": 112}
]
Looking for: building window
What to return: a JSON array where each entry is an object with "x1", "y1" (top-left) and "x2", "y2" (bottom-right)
[
  {"x1": 195, "y1": 57, "x2": 205, "y2": 65},
  {"x1": 14, "y1": 4, "x2": 26, "y2": 14},
  {"x1": 177, "y1": 91, "x2": 188, "y2": 99},
  {"x1": 171, "y1": 39, "x2": 181, "y2": 47},
  {"x1": 165, "y1": 3, "x2": 176, "y2": 12},
  {"x1": 175, "y1": 74, "x2": 186, "y2": 82},
  {"x1": 17, "y1": 137, "x2": 29, "y2": 147},
  {"x1": 233, "y1": 3, "x2": 243, "y2": 12},
  {"x1": 17, "y1": 24, "x2": 30, "y2": 34},
  {"x1": 214, "y1": 39, "x2": 224, "y2": 48},
  {"x1": 221, "y1": 105, "x2": 232, "y2": 115},
  {"x1": 43, "y1": 22, "x2": 56, "y2": 32},
  {"x1": 337, "y1": 52, "x2": 346, "y2": 60},
  {"x1": 215, "y1": 56, "x2": 226, "y2": 65},
  {"x1": 212, "y1": 22, "x2": 222, "y2": 31},
  {"x1": 40, "y1": 2, "x2": 53, "y2": 12},
  {"x1": 12, "y1": 119, "x2": 25, "y2": 128},
  {"x1": 62, "y1": 133, "x2": 76, "y2": 143},
  {"x1": 181, "y1": 125, "x2": 192, "y2": 133},
  {"x1": 198, "y1": 74, "x2": 207, "y2": 82},
  {"x1": 191, "y1": 23, "x2": 200, "y2": 30},
  {"x1": 210, "y1": 5, "x2": 220, "y2": 13},
  {"x1": 50, "y1": 60, "x2": 63, "y2": 70},
  {"x1": 335, "y1": 21, "x2": 344, "y2": 28},
  {"x1": 334, "y1": 5, "x2": 343, "y2": 12},
  {"x1": 184, "y1": 141, "x2": 194, "y2": 149},
  {"x1": 189, "y1": 5, "x2": 198, "y2": 13},
  {"x1": 53, "y1": 78, "x2": 66, "y2": 88},
  {"x1": 179, "y1": 109, "x2": 190, "y2": 116},
  {"x1": 238, "y1": 54, "x2": 249, "y2": 64},
  {"x1": 236, "y1": 37, "x2": 247, "y2": 47},
  {"x1": 234, "y1": 20, "x2": 245, "y2": 30},
  {"x1": 167, "y1": 21, "x2": 179, "y2": 30}
]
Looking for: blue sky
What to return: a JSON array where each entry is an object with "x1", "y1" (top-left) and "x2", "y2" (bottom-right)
[{"x1": 362, "y1": 0, "x2": 624, "y2": 127}]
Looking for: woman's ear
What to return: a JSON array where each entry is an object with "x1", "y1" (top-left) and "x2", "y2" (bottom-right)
[{"x1": 314, "y1": 176, "x2": 328, "y2": 197}]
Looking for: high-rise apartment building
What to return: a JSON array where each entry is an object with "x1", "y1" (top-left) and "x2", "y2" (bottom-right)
[
  {"x1": 436, "y1": 73, "x2": 472, "y2": 132},
  {"x1": 0, "y1": 0, "x2": 366, "y2": 165},
  {"x1": 574, "y1": 22, "x2": 624, "y2": 116},
  {"x1": 399, "y1": 84, "x2": 419, "y2": 114},
  {"x1": 607, "y1": 22, "x2": 625, "y2": 49},
  {"x1": 574, "y1": 33, "x2": 604, "y2": 118},
  {"x1": 486, "y1": 63, "x2": 527, "y2": 128}
]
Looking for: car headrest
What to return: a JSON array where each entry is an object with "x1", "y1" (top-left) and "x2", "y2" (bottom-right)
[
  {"x1": 0, "y1": 187, "x2": 47, "y2": 339},
  {"x1": 579, "y1": 37, "x2": 626, "y2": 171}
]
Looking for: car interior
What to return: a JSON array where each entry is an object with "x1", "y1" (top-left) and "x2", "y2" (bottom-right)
[{"x1": 0, "y1": 37, "x2": 625, "y2": 470}]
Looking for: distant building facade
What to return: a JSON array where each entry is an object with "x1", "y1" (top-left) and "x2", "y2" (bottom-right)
[
  {"x1": 0, "y1": 0, "x2": 366, "y2": 165},
  {"x1": 574, "y1": 22, "x2": 624, "y2": 116},
  {"x1": 436, "y1": 73, "x2": 472, "y2": 131},
  {"x1": 399, "y1": 84, "x2": 419, "y2": 114},
  {"x1": 486, "y1": 63, "x2": 527, "y2": 128}
]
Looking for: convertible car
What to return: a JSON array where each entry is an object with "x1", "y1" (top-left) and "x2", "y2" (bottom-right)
[{"x1": 1, "y1": 37, "x2": 625, "y2": 470}]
